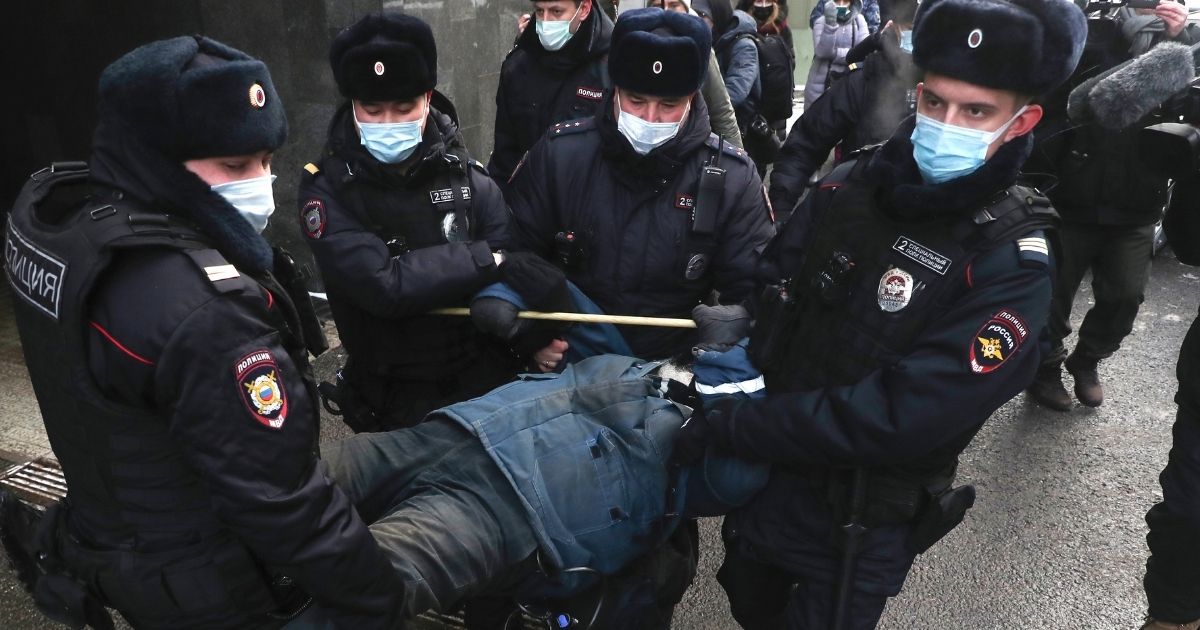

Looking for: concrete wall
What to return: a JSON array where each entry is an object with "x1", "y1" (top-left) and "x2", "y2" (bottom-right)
[{"x1": 2, "y1": 0, "x2": 525, "y2": 269}]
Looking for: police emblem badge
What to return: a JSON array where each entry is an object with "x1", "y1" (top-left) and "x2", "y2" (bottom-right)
[
  {"x1": 877, "y1": 268, "x2": 914, "y2": 312},
  {"x1": 968, "y1": 309, "x2": 1029, "y2": 374},
  {"x1": 301, "y1": 199, "x2": 326, "y2": 240},
  {"x1": 235, "y1": 349, "x2": 288, "y2": 429}
]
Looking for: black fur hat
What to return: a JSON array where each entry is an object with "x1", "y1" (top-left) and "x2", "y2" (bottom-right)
[
  {"x1": 912, "y1": 0, "x2": 1086, "y2": 96},
  {"x1": 609, "y1": 8, "x2": 711, "y2": 97},
  {"x1": 97, "y1": 36, "x2": 287, "y2": 160},
  {"x1": 330, "y1": 12, "x2": 437, "y2": 101}
]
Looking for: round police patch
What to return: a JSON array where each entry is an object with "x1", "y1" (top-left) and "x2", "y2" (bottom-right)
[
  {"x1": 967, "y1": 28, "x2": 983, "y2": 49},
  {"x1": 374, "y1": 61, "x2": 385, "y2": 76},
  {"x1": 301, "y1": 199, "x2": 326, "y2": 239},
  {"x1": 968, "y1": 309, "x2": 1029, "y2": 374},
  {"x1": 234, "y1": 349, "x2": 288, "y2": 429}
]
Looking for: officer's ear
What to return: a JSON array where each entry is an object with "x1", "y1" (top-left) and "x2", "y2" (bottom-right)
[
  {"x1": 578, "y1": 0, "x2": 593, "y2": 22},
  {"x1": 1003, "y1": 104, "x2": 1043, "y2": 143}
]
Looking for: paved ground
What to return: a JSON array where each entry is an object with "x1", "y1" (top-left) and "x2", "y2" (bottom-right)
[{"x1": 0, "y1": 246, "x2": 1195, "y2": 628}]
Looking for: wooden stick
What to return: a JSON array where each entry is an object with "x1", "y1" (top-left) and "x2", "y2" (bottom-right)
[{"x1": 429, "y1": 307, "x2": 698, "y2": 329}]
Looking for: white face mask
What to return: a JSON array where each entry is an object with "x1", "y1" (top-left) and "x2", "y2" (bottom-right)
[
  {"x1": 211, "y1": 174, "x2": 277, "y2": 233},
  {"x1": 536, "y1": 4, "x2": 582, "y2": 51},
  {"x1": 615, "y1": 92, "x2": 690, "y2": 155},
  {"x1": 354, "y1": 97, "x2": 429, "y2": 164}
]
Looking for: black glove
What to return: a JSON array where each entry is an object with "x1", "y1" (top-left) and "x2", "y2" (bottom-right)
[
  {"x1": 500, "y1": 252, "x2": 573, "y2": 312},
  {"x1": 692, "y1": 304, "x2": 752, "y2": 348},
  {"x1": 673, "y1": 396, "x2": 739, "y2": 466}
]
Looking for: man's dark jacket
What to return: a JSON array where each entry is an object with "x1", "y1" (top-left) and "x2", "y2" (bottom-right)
[
  {"x1": 488, "y1": 8, "x2": 613, "y2": 192},
  {"x1": 298, "y1": 96, "x2": 514, "y2": 387},
  {"x1": 508, "y1": 95, "x2": 774, "y2": 360}
]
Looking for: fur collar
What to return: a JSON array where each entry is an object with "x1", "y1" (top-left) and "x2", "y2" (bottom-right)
[
  {"x1": 88, "y1": 118, "x2": 274, "y2": 272},
  {"x1": 863, "y1": 115, "x2": 1033, "y2": 220}
]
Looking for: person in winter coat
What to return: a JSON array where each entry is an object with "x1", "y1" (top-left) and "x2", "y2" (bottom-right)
[
  {"x1": 769, "y1": 0, "x2": 921, "y2": 219},
  {"x1": 299, "y1": 13, "x2": 567, "y2": 431},
  {"x1": 739, "y1": 0, "x2": 795, "y2": 56},
  {"x1": 508, "y1": 7, "x2": 774, "y2": 362},
  {"x1": 805, "y1": 0, "x2": 869, "y2": 106},
  {"x1": 674, "y1": 0, "x2": 1086, "y2": 626},
  {"x1": 2, "y1": 35, "x2": 407, "y2": 629},
  {"x1": 489, "y1": 1, "x2": 613, "y2": 194},
  {"x1": 706, "y1": 1, "x2": 763, "y2": 132}
]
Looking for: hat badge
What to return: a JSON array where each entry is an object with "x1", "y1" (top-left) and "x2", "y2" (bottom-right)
[
  {"x1": 967, "y1": 28, "x2": 983, "y2": 49},
  {"x1": 652, "y1": 60, "x2": 663, "y2": 75},
  {"x1": 249, "y1": 83, "x2": 266, "y2": 109},
  {"x1": 374, "y1": 61, "x2": 385, "y2": 76}
]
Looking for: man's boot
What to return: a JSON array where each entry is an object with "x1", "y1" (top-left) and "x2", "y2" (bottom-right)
[
  {"x1": 1065, "y1": 351, "x2": 1103, "y2": 407},
  {"x1": 1027, "y1": 361, "x2": 1072, "y2": 412},
  {"x1": 1141, "y1": 618, "x2": 1200, "y2": 630}
]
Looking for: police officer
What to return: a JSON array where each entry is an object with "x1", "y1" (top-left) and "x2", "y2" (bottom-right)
[
  {"x1": 489, "y1": 0, "x2": 614, "y2": 192},
  {"x1": 508, "y1": 7, "x2": 774, "y2": 363},
  {"x1": 3, "y1": 37, "x2": 403, "y2": 627},
  {"x1": 1142, "y1": 184, "x2": 1200, "y2": 630},
  {"x1": 674, "y1": 0, "x2": 1086, "y2": 627},
  {"x1": 299, "y1": 13, "x2": 562, "y2": 432},
  {"x1": 768, "y1": 0, "x2": 921, "y2": 221}
]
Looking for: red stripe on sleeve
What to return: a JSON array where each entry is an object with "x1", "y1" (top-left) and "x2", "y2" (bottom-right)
[{"x1": 88, "y1": 321, "x2": 156, "y2": 366}]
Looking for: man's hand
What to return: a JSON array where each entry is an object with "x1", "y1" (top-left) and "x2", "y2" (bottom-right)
[
  {"x1": 1157, "y1": 0, "x2": 1188, "y2": 38},
  {"x1": 500, "y1": 252, "x2": 573, "y2": 312},
  {"x1": 692, "y1": 304, "x2": 752, "y2": 349},
  {"x1": 517, "y1": 13, "x2": 531, "y2": 34},
  {"x1": 533, "y1": 338, "x2": 569, "y2": 373}
]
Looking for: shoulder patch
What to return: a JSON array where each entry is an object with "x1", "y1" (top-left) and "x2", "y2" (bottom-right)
[
  {"x1": 235, "y1": 349, "x2": 288, "y2": 429},
  {"x1": 549, "y1": 118, "x2": 595, "y2": 139},
  {"x1": 1016, "y1": 230, "x2": 1050, "y2": 270},
  {"x1": 301, "y1": 199, "x2": 327, "y2": 240},
  {"x1": 4, "y1": 219, "x2": 67, "y2": 320},
  {"x1": 968, "y1": 308, "x2": 1030, "y2": 375},
  {"x1": 303, "y1": 163, "x2": 320, "y2": 176}
]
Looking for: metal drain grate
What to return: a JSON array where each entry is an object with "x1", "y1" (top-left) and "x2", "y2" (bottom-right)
[{"x1": 0, "y1": 458, "x2": 66, "y2": 509}]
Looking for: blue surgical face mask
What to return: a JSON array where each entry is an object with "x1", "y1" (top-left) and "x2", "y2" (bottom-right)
[
  {"x1": 910, "y1": 106, "x2": 1027, "y2": 184},
  {"x1": 899, "y1": 29, "x2": 913, "y2": 53},
  {"x1": 615, "y1": 92, "x2": 690, "y2": 155},
  {"x1": 211, "y1": 174, "x2": 277, "y2": 233},
  {"x1": 354, "y1": 98, "x2": 428, "y2": 164},
  {"x1": 536, "y1": 4, "x2": 582, "y2": 51}
]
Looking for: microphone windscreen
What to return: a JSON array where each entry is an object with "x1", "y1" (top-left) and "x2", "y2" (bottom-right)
[
  {"x1": 1066, "y1": 57, "x2": 1131, "y2": 124},
  {"x1": 1087, "y1": 42, "x2": 1195, "y2": 131}
]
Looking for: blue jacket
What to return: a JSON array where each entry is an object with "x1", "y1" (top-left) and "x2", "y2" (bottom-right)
[
  {"x1": 432, "y1": 355, "x2": 683, "y2": 596},
  {"x1": 715, "y1": 11, "x2": 762, "y2": 127}
]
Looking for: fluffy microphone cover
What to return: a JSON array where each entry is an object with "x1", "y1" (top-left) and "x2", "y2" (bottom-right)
[{"x1": 1085, "y1": 42, "x2": 1195, "y2": 130}]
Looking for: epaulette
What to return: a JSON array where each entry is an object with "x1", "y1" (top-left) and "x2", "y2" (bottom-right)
[
  {"x1": 846, "y1": 62, "x2": 863, "y2": 73},
  {"x1": 705, "y1": 135, "x2": 750, "y2": 162},
  {"x1": 1016, "y1": 230, "x2": 1050, "y2": 270},
  {"x1": 302, "y1": 162, "x2": 321, "y2": 178},
  {"x1": 549, "y1": 118, "x2": 595, "y2": 138}
]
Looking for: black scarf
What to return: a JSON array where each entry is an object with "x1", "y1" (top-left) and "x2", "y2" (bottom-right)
[
  {"x1": 864, "y1": 115, "x2": 1033, "y2": 221},
  {"x1": 88, "y1": 117, "x2": 274, "y2": 273}
]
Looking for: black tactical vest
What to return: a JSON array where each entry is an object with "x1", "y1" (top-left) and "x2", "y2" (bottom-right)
[
  {"x1": 752, "y1": 151, "x2": 1057, "y2": 398},
  {"x1": 5, "y1": 163, "x2": 312, "y2": 622}
]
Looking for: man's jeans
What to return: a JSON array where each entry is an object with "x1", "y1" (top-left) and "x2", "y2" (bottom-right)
[{"x1": 322, "y1": 420, "x2": 539, "y2": 618}]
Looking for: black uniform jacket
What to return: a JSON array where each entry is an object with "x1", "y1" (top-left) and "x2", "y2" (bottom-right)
[
  {"x1": 298, "y1": 100, "x2": 513, "y2": 379},
  {"x1": 722, "y1": 121, "x2": 1052, "y2": 470},
  {"x1": 488, "y1": 8, "x2": 613, "y2": 191},
  {"x1": 508, "y1": 95, "x2": 775, "y2": 359},
  {"x1": 85, "y1": 146, "x2": 404, "y2": 625},
  {"x1": 769, "y1": 30, "x2": 920, "y2": 219}
]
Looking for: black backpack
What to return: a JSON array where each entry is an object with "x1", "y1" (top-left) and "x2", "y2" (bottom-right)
[{"x1": 737, "y1": 32, "x2": 795, "y2": 122}]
